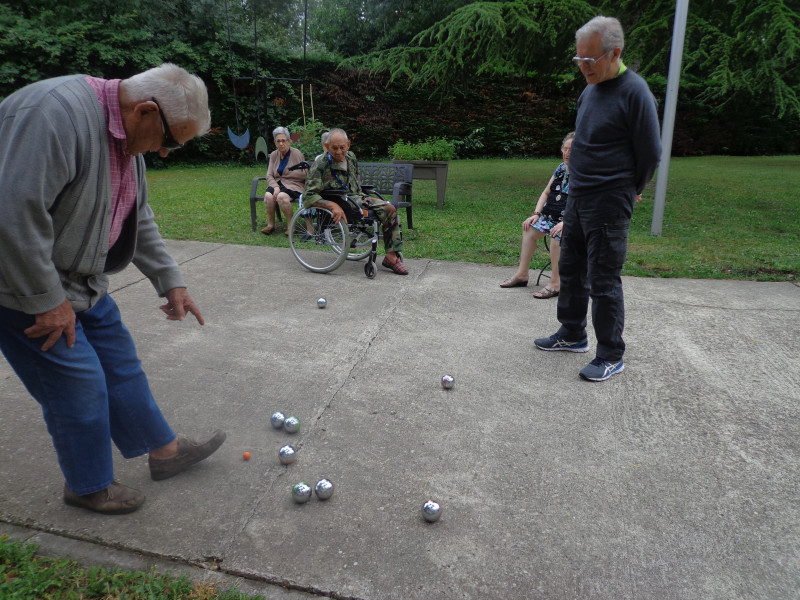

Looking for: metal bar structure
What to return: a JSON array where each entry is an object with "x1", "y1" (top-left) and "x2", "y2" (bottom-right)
[
  {"x1": 235, "y1": 77, "x2": 305, "y2": 83},
  {"x1": 651, "y1": 0, "x2": 690, "y2": 236}
]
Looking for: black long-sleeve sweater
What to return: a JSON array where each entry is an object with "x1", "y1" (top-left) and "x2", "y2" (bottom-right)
[{"x1": 569, "y1": 68, "x2": 662, "y2": 196}]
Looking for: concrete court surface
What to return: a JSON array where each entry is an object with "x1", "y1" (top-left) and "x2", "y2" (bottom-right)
[{"x1": 1, "y1": 240, "x2": 799, "y2": 600}]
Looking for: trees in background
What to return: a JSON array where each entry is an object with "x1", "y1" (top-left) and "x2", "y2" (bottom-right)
[
  {"x1": 1, "y1": 0, "x2": 798, "y2": 157},
  {"x1": 354, "y1": 0, "x2": 800, "y2": 122},
  {"x1": 307, "y1": 0, "x2": 474, "y2": 57}
]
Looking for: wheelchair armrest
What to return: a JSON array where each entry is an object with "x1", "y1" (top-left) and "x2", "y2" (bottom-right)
[
  {"x1": 287, "y1": 161, "x2": 312, "y2": 172},
  {"x1": 320, "y1": 189, "x2": 347, "y2": 201},
  {"x1": 362, "y1": 184, "x2": 377, "y2": 195}
]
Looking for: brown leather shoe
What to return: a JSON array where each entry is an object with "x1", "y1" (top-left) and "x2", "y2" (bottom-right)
[
  {"x1": 63, "y1": 481, "x2": 145, "y2": 515},
  {"x1": 148, "y1": 430, "x2": 226, "y2": 481}
]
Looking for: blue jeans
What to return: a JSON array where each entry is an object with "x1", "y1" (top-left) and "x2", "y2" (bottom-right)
[
  {"x1": 0, "y1": 294, "x2": 175, "y2": 495},
  {"x1": 556, "y1": 188, "x2": 635, "y2": 361}
]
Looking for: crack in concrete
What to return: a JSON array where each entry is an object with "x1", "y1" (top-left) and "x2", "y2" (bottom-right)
[{"x1": 216, "y1": 260, "x2": 434, "y2": 583}]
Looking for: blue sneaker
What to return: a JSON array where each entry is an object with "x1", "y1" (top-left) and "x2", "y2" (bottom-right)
[
  {"x1": 579, "y1": 357, "x2": 624, "y2": 381},
  {"x1": 534, "y1": 334, "x2": 589, "y2": 353}
]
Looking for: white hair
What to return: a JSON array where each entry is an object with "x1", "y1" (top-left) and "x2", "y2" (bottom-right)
[
  {"x1": 328, "y1": 127, "x2": 348, "y2": 141},
  {"x1": 122, "y1": 63, "x2": 211, "y2": 135},
  {"x1": 576, "y1": 16, "x2": 625, "y2": 53},
  {"x1": 273, "y1": 126, "x2": 290, "y2": 140}
]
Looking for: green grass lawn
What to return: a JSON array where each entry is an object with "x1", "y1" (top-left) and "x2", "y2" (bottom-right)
[
  {"x1": 147, "y1": 156, "x2": 800, "y2": 281},
  {"x1": 0, "y1": 535, "x2": 256, "y2": 600}
]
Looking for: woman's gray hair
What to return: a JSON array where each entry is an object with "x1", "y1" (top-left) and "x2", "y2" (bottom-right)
[
  {"x1": 122, "y1": 63, "x2": 211, "y2": 135},
  {"x1": 273, "y1": 126, "x2": 290, "y2": 140},
  {"x1": 562, "y1": 131, "x2": 576, "y2": 147},
  {"x1": 576, "y1": 16, "x2": 625, "y2": 52}
]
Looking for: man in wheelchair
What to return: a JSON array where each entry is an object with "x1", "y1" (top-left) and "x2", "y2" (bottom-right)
[{"x1": 302, "y1": 128, "x2": 408, "y2": 275}]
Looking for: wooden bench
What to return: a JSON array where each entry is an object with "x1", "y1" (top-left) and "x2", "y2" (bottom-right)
[{"x1": 249, "y1": 161, "x2": 414, "y2": 231}]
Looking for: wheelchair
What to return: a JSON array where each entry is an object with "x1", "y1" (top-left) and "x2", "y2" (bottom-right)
[{"x1": 288, "y1": 188, "x2": 382, "y2": 278}]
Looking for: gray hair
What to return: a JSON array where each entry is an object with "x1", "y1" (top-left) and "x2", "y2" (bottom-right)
[
  {"x1": 321, "y1": 131, "x2": 331, "y2": 146},
  {"x1": 576, "y1": 16, "x2": 625, "y2": 53},
  {"x1": 328, "y1": 127, "x2": 348, "y2": 141},
  {"x1": 122, "y1": 63, "x2": 211, "y2": 135},
  {"x1": 273, "y1": 126, "x2": 290, "y2": 140},
  {"x1": 562, "y1": 131, "x2": 576, "y2": 147}
]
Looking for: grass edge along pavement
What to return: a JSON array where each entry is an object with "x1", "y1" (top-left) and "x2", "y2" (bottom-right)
[
  {"x1": 146, "y1": 155, "x2": 800, "y2": 282},
  {"x1": 0, "y1": 534, "x2": 269, "y2": 600}
]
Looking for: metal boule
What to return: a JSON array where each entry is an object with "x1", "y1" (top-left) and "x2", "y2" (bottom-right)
[{"x1": 292, "y1": 482, "x2": 312, "y2": 503}]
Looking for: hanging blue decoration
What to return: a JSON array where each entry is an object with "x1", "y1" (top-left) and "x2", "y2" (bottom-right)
[
  {"x1": 228, "y1": 126, "x2": 250, "y2": 149},
  {"x1": 224, "y1": 0, "x2": 249, "y2": 149}
]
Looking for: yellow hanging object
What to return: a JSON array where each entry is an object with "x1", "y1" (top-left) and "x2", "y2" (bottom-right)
[{"x1": 301, "y1": 83, "x2": 306, "y2": 127}]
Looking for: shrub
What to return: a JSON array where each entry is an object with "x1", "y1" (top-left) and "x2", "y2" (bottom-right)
[
  {"x1": 286, "y1": 118, "x2": 329, "y2": 161},
  {"x1": 390, "y1": 137, "x2": 456, "y2": 161},
  {"x1": 451, "y1": 128, "x2": 486, "y2": 158}
]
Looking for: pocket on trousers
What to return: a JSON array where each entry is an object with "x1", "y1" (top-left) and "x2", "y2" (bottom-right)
[{"x1": 597, "y1": 223, "x2": 629, "y2": 269}]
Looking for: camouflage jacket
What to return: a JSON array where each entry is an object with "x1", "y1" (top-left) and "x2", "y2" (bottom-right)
[{"x1": 302, "y1": 151, "x2": 363, "y2": 207}]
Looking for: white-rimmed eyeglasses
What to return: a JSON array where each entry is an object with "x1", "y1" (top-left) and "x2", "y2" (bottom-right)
[{"x1": 572, "y1": 50, "x2": 613, "y2": 68}]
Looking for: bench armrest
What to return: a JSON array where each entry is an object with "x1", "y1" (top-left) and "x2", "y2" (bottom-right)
[
  {"x1": 250, "y1": 177, "x2": 266, "y2": 199},
  {"x1": 391, "y1": 181, "x2": 412, "y2": 206}
]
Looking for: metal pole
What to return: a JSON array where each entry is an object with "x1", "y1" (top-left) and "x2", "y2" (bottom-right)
[
  {"x1": 303, "y1": 0, "x2": 308, "y2": 69},
  {"x1": 651, "y1": 0, "x2": 689, "y2": 236}
]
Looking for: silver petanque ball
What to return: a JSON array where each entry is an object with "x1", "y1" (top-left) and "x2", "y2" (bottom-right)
[
  {"x1": 441, "y1": 374, "x2": 455, "y2": 389},
  {"x1": 270, "y1": 411, "x2": 286, "y2": 429},
  {"x1": 315, "y1": 478, "x2": 335, "y2": 500},
  {"x1": 422, "y1": 499, "x2": 442, "y2": 522},
  {"x1": 283, "y1": 416, "x2": 300, "y2": 433},
  {"x1": 278, "y1": 445, "x2": 296, "y2": 465},
  {"x1": 292, "y1": 482, "x2": 313, "y2": 504},
  {"x1": 317, "y1": 297, "x2": 327, "y2": 309}
]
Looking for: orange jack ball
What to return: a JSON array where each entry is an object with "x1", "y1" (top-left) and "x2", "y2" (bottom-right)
[{"x1": 243, "y1": 451, "x2": 251, "y2": 461}]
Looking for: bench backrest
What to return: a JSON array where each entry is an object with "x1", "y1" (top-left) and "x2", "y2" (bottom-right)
[{"x1": 359, "y1": 162, "x2": 413, "y2": 195}]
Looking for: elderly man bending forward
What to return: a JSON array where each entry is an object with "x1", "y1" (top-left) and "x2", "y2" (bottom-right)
[{"x1": 0, "y1": 63, "x2": 226, "y2": 514}]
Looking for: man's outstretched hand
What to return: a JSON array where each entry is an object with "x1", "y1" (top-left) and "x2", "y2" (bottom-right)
[{"x1": 161, "y1": 287, "x2": 205, "y2": 325}]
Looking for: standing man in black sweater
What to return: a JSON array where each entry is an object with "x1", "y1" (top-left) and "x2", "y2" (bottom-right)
[{"x1": 535, "y1": 16, "x2": 662, "y2": 381}]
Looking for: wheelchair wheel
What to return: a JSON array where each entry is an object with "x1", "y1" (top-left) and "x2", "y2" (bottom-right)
[
  {"x1": 289, "y1": 207, "x2": 349, "y2": 273},
  {"x1": 346, "y1": 224, "x2": 375, "y2": 261},
  {"x1": 364, "y1": 260, "x2": 376, "y2": 279}
]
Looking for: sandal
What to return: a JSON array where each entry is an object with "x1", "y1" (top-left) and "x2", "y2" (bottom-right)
[
  {"x1": 500, "y1": 277, "x2": 528, "y2": 288},
  {"x1": 382, "y1": 256, "x2": 409, "y2": 275},
  {"x1": 533, "y1": 286, "x2": 559, "y2": 299}
]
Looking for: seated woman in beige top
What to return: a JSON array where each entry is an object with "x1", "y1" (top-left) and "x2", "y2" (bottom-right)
[{"x1": 261, "y1": 126, "x2": 306, "y2": 235}]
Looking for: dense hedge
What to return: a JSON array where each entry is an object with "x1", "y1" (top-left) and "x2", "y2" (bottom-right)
[
  {"x1": 189, "y1": 58, "x2": 800, "y2": 165},
  {"x1": 3, "y1": 2, "x2": 797, "y2": 163}
]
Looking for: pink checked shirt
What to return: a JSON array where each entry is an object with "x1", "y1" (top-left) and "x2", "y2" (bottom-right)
[{"x1": 85, "y1": 77, "x2": 137, "y2": 249}]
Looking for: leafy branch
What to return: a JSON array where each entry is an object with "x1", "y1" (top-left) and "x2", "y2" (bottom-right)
[{"x1": 347, "y1": 0, "x2": 596, "y2": 99}]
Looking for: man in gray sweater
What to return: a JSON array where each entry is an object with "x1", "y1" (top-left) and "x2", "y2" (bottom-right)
[
  {"x1": 0, "y1": 64, "x2": 225, "y2": 514},
  {"x1": 535, "y1": 16, "x2": 662, "y2": 381}
]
